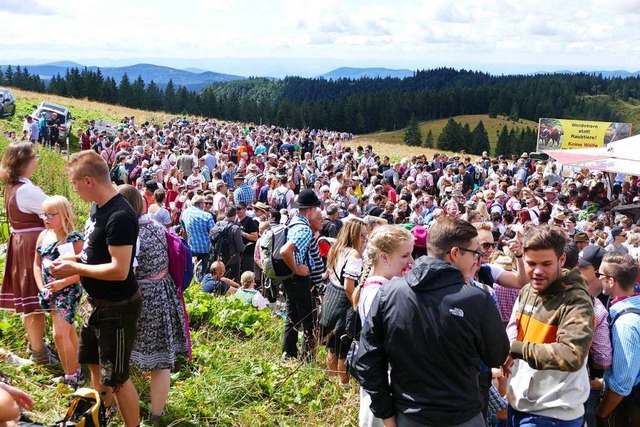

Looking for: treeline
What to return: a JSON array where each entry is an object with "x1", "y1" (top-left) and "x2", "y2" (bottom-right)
[
  {"x1": 0, "y1": 65, "x2": 634, "y2": 156},
  {"x1": 403, "y1": 116, "x2": 537, "y2": 156}
]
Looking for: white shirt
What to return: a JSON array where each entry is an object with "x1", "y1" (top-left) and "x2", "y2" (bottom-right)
[{"x1": 16, "y1": 177, "x2": 48, "y2": 214}]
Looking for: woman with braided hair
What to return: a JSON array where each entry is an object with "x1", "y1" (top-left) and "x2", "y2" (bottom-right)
[{"x1": 352, "y1": 225, "x2": 414, "y2": 427}]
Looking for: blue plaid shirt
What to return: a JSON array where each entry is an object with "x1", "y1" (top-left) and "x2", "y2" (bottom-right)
[
  {"x1": 234, "y1": 182, "x2": 255, "y2": 206},
  {"x1": 222, "y1": 168, "x2": 236, "y2": 189},
  {"x1": 604, "y1": 295, "x2": 640, "y2": 397},
  {"x1": 180, "y1": 206, "x2": 215, "y2": 254},
  {"x1": 288, "y1": 215, "x2": 314, "y2": 269}
]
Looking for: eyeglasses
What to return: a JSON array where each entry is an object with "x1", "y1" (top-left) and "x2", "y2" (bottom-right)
[
  {"x1": 39, "y1": 213, "x2": 59, "y2": 220},
  {"x1": 481, "y1": 242, "x2": 497, "y2": 250},
  {"x1": 599, "y1": 274, "x2": 615, "y2": 281},
  {"x1": 456, "y1": 247, "x2": 483, "y2": 261}
]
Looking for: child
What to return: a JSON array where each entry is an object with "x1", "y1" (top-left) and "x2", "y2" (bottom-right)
[
  {"x1": 235, "y1": 272, "x2": 267, "y2": 310},
  {"x1": 33, "y1": 195, "x2": 84, "y2": 389},
  {"x1": 201, "y1": 261, "x2": 239, "y2": 295}
]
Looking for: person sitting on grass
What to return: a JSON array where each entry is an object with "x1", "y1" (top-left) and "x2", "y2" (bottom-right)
[
  {"x1": 201, "y1": 261, "x2": 239, "y2": 295},
  {"x1": 0, "y1": 381, "x2": 33, "y2": 427},
  {"x1": 234, "y1": 271, "x2": 267, "y2": 309}
]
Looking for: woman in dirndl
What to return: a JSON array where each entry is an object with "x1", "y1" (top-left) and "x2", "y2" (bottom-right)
[
  {"x1": 0, "y1": 141, "x2": 56, "y2": 364},
  {"x1": 319, "y1": 218, "x2": 365, "y2": 388},
  {"x1": 117, "y1": 185, "x2": 188, "y2": 423}
]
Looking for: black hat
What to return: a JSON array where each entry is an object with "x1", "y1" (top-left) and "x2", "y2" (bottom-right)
[
  {"x1": 294, "y1": 189, "x2": 321, "y2": 209},
  {"x1": 579, "y1": 245, "x2": 606, "y2": 270}
]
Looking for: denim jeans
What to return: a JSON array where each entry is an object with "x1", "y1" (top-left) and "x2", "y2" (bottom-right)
[
  {"x1": 508, "y1": 406, "x2": 583, "y2": 427},
  {"x1": 396, "y1": 411, "x2": 485, "y2": 427}
]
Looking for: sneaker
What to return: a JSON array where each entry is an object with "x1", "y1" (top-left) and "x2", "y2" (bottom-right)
[
  {"x1": 29, "y1": 347, "x2": 59, "y2": 365},
  {"x1": 52, "y1": 370, "x2": 84, "y2": 390}
]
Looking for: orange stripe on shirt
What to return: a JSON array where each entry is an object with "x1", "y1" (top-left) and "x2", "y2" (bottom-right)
[{"x1": 516, "y1": 313, "x2": 558, "y2": 344}]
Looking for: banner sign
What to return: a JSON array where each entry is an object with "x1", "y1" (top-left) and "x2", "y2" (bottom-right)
[{"x1": 537, "y1": 118, "x2": 631, "y2": 151}]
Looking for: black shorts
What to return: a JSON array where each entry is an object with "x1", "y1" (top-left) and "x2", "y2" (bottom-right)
[{"x1": 78, "y1": 297, "x2": 142, "y2": 388}]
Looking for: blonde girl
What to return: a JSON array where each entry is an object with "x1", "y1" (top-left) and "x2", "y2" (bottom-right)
[
  {"x1": 33, "y1": 195, "x2": 83, "y2": 388},
  {"x1": 352, "y1": 225, "x2": 414, "y2": 427}
]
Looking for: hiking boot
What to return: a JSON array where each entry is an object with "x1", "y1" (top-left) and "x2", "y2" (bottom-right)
[{"x1": 29, "y1": 346, "x2": 59, "y2": 365}]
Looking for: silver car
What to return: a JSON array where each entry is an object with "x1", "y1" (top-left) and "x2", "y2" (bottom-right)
[
  {"x1": 0, "y1": 88, "x2": 16, "y2": 118},
  {"x1": 32, "y1": 101, "x2": 75, "y2": 141}
]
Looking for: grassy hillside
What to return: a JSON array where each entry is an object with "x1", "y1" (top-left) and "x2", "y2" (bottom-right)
[
  {"x1": 356, "y1": 114, "x2": 538, "y2": 161},
  {"x1": 1, "y1": 88, "x2": 173, "y2": 151},
  {"x1": 0, "y1": 92, "x2": 358, "y2": 426}
]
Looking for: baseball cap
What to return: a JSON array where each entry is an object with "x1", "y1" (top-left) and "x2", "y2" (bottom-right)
[
  {"x1": 611, "y1": 226, "x2": 626, "y2": 238},
  {"x1": 578, "y1": 245, "x2": 606, "y2": 270}
]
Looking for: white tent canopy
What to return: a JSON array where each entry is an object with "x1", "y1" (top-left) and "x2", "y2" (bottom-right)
[{"x1": 543, "y1": 134, "x2": 640, "y2": 176}]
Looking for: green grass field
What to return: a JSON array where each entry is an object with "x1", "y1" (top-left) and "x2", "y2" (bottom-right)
[{"x1": 360, "y1": 114, "x2": 538, "y2": 152}]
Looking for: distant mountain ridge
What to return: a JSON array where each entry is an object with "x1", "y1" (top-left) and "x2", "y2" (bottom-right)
[
  {"x1": 319, "y1": 67, "x2": 414, "y2": 80},
  {"x1": 3, "y1": 61, "x2": 640, "y2": 93},
  {"x1": 0, "y1": 62, "x2": 245, "y2": 91}
]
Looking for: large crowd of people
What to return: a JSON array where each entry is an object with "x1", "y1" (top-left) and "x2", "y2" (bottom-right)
[{"x1": 1, "y1": 115, "x2": 640, "y2": 427}]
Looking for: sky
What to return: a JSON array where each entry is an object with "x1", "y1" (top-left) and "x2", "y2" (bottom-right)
[{"x1": 2, "y1": 0, "x2": 640, "y2": 77}]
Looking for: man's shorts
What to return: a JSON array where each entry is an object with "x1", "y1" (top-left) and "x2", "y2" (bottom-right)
[{"x1": 78, "y1": 296, "x2": 142, "y2": 388}]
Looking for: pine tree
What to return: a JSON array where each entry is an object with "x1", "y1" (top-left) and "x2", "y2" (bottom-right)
[
  {"x1": 131, "y1": 76, "x2": 146, "y2": 109},
  {"x1": 471, "y1": 121, "x2": 490, "y2": 155},
  {"x1": 495, "y1": 125, "x2": 510, "y2": 157},
  {"x1": 438, "y1": 119, "x2": 463, "y2": 152},
  {"x1": 462, "y1": 123, "x2": 473, "y2": 152},
  {"x1": 4, "y1": 65, "x2": 13, "y2": 86},
  {"x1": 423, "y1": 129, "x2": 434, "y2": 148},
  {"x1": 403, "y1": 114, "x2": 422, "y2": 146},
  {"x1": 164, "y1": 80, "x2": 176, "y2": 113},
  {"x1": 118, "y1": 73, "x2": 133, "y2": 107},
  {"x1": 145, "y1": 80, "x2": 164, "y2": 111}
]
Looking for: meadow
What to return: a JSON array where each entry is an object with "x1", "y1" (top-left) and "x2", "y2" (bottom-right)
[{"x1": 0, "y1": 91, "x2": 358, "y2": 426}]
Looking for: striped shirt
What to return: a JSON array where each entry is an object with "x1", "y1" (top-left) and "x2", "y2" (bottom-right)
[{"x1": 604, "y1": 295, "x2": 640, "y2": 396}]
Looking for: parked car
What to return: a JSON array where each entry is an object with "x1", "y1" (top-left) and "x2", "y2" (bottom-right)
[
  {"x1": 31, "y1": 101, "x2": 75, "y2": 141},
  {"x1": 0, "y1": 88, "x2": 16, "y2": 118},
  {"x1": 91, "y1": 119, "x2": 124, "y2": 140}
]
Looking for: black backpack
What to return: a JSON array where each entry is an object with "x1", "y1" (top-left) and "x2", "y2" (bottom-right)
[
  {"x1": 209, "y1": 221, "x2": 240, "y2": 265},
  {"x1": 109, "y1": 164, "x2": 123, "y2": 186}
]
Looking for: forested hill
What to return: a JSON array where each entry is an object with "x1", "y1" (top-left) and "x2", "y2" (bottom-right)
[
  {"x1": 203, "y1": 69, "x2": 632, "y2": 133},
  {"x1": 2, "y1": 65, "x2": 639, "y2": 135}
]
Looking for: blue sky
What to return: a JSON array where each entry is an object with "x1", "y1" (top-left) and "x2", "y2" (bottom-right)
[{"x1": 2, "y1": 0, "x2": 640, "y2": 77}]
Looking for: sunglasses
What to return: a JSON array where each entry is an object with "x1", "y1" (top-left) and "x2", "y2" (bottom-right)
[
  {"x1": 205, "y1": 202, "x2": 213, "y2": 206},
  {"x1": 481, "y1": 242, "x2": 497, "y2": 250},
  {"x1": 456, "y1": 247, "x2": 483, "y2": 261}
]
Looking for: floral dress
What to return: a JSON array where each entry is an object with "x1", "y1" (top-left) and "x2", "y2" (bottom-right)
[
  {"x1": 130, "y1": 217, "x2": 188, "y2": 371},
  {"x1": 37, "y1": 231, "x2": 83, "y2": 324}
]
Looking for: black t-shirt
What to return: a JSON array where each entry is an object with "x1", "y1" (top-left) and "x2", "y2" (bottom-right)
[
  {"x1": 239, "y1": 215, "x2": 258, "y2": 254},
  {"x1": 47, "y1": 117, "x2": 61, "y2": 139},
  {"x1": 80, "y1": 194, "x2": 139, "y2": 301}
]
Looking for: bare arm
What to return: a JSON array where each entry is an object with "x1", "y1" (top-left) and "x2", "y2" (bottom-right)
[
  {"x1": 596, "y1": 389, "x2": 625, "y2": 419},
  {"x1": 33, "y1": 231, "x2": 46, "y2": 291},
  {"x1": 49, "y1": 244, "x2": 134, "y2": 282},
  {"x1": 280, "y1": 241, "x2": 309, "y2": 276}
]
